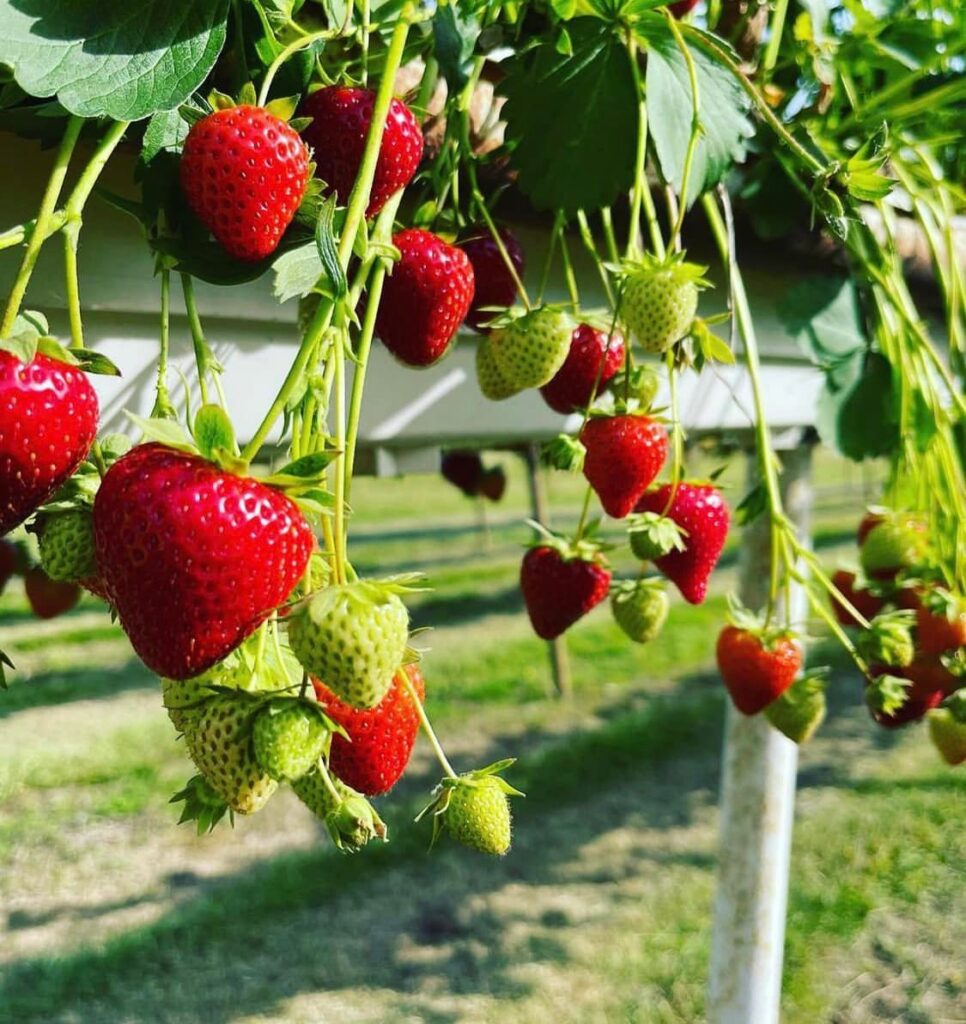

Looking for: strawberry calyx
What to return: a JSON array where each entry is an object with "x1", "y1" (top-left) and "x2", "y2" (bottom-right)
[
  {"x1": 170, "y1": 774, "x2": 232, "y2": 834},
  {"x1": 484, "y1": 302, "x2": 575, "y2": 335},
  {"x1": 1, "y1": 312, "x2": 120, "y2": 377},
  {"x1": 524, "y1": 520, "x2": 612, "y2": 566},
  {"x1": 626, "y1": 511, "x2": 688, "y2": 560},
  {"x1": 855, "y1": 609, "x2": 916, "y2": 668},
  {"x1": 865, "y1": 670, "x2": 912, "y2": 716},
  {"x1": 725, "y1": 595, "x2": 800, "y2": 651},
  {"x1": 541, "y1": 433, "x2": 586, "y2": 474},
  {"x1": 611, "y1": 250, "x2": 711, "y2": 290},
  {"x1": 608, "y1": 365, "x2": 660, "y2": 410},
  {"x1": 610, "y1": 576, "x2": 666, "y2": 599}
]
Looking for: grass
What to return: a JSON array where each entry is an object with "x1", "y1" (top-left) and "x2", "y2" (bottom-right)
[{"x1": 1, "y1": 448, "x2": 961, "y2": 1023}]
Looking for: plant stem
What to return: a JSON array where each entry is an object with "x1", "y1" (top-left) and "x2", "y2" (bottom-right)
[
  {"x1": 574, "y1": 486, "x2": 594, "y2": 543},
  {"x1": 63, "y1": 223, "x2": 84, "y2": 349},
  {"x1": 316, "y1": 757, "x2": 346, "y2": 804},
  {"x1": 257, "y1": 30, "x2": 331, "y2": 106},
  {"x1": 333, "y1": 322, "x2": 347, "y2": 584},
  {"x1": 600, "y1": 207, "x2": 620, "y2": 263},
  {"x1": 152, "y1": 268, "x2": 176, "y2": 418},
  {"x1": 558, "y1": 223, "x2": 580, "y2": 313},
  {"x1": 576, "y1": 209, "x2": 614, "y2": 304},
  {"x1": 404, "y1": 673, "x2": 457, "y2": 779},
  {"x1": 1, "y1": 116, "x2": 83, "y2": 337},
  {"x1": 181, "y1": 274, "x2": 211, "y2": 407},
  {"x1": 761, "y1": 0, "x2": 791, "y2": 77}
]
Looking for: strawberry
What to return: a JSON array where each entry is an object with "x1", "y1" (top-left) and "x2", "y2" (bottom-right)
[
  {"x1": 764, "y1": 675, "x2": 827, "y2": 744},
  {"x1": 0, "y1": 539, "x2": 16, "y2": 594},
  {"x1": 610, "y1": 578, "x2": 669, "y2": 644},
  {"x1": 180, "y1": 105, "x2": 309, "y2": 261},
  {"x1": 669, "y1": 0, "x2": 701, "y2": 16},
  {"x1": 480, "y1": 466, "x2": 506, "y2": 502},
  {"x1": 830, "y1": 569, "x2": 884, "y2": 627},
  {"x1": 37, "y1": 509, "x2": 96, "y2": 582},
  {"x1": 300, "y1": 86, "x2": 423, "y2": 218},
  {"x1": 313, "y1": 664, "x2": 425, "y2": 796},
  {"x1": 444, "y1": 776, "x2": 513, "y2": 855},
  {"x1": 24, "y1": 568, "x2": 81, "y2": 619},
  {"x1": 866, "y1": 660, "x2": 946, "y2": 728},
  {"x1": 901, "y1": 588, "x2": 966, "y2": 656},
  {"x1": 476, "y1": 337, "x2": 519, "y2": 400},
  {"x1": 859, "y1": 514, "x2": 928, "y2": 580},
  {"x1": 520, "y1": 543, "x2": 611, "y2": 640},
  {"x1": 856, "y1": 508, "x2": 887, "y2": 545},
  {"x1": 1, "y1": 352, "x2": 98, "y2": 535},
  {"x1": 459, "y1": 227, "x2": 525, "y2": 332},
  {"x1": 288, "y1": 579, "x2": 410, "y2": 708},
  {"x1": 183, "y1": 694, "x2": 277, "y2": 814},
  {"x1": 490, "y1": 307, "x2": 572, "y2": 390},
  {"x1": 540, "y1": 324, "x2": 625, "y2": 414},
  {"x1": 622, "y1": 254, "x2": 708, "y2": 354},
  {"x1": 376, "y1": 229, "x2": 474, "y2": 366},
  {"x1": 292, "y1": 768, "x2": 387, "y2": 851},
  {"x1": 93, "y1": 443, "x2": 313, "y2": 680},
  {"x1": 253, "y1": 699, "x2": 330, "y2": 782},
  {"x1": 716, "y1": 620, "x2": 802, "y2": 715},
  {"x1": 581, "y1": 414, "x2": 669, "y2": 519},
  {"x1": 441, "y1": 450, "x2": 485, "y2": 496},
  {"x1": 634, "y1": 483, "x2": 729, "y2": 604},
  {"x1": 927, "y1": 699, "x2": 966, "y2": 765}
]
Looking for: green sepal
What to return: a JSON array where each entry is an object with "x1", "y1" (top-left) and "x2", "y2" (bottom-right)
[
  {"x1": 315, "y1": 194, "x2": 348, "y2": 299},
  {"x1": 855, "y1": 609, "x2": 916, "y2": 668},
  {"x1": 724, "y1": 594, "x2": 800, "y2": 650},
  {"x1": 264, "y1": 95, "x2": 300, "y2": 121},
  {"x1": 125, "y1": 412, "x2": 195, "y2": 452},
  {"x1": 524, "y1": 519, "x2": 612, "y2": 566},
  {"x1": 691, "y1": 319, "x2": 735, "y2": 367},
  {"x1": 193, "y1": 404, "x2": 238, "y2": 461},
  {"x1": 609, "y1": 365, "x2": 659, "y2": 410},
  {"x1": 627, "y1": 511, "x2": 687, "y2": 560},
  {"x1": 865, "y1": 672, "x2": 911, "y2": 716},
  {"x1": 611, "y1": 250, "x2": 711, "y2": 290},
  {"x1": 541, "y1": 433, "x2": 586, "y2": 473},
  {"x1": 170, "y1": 775, "x2": 232, "y2": 835}
]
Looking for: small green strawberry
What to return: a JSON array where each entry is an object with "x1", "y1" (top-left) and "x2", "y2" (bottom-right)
[
  {"x1": 490, "y1": 307, "x2": 572, "y2": 390},
  {"x1": 253, "y1": 699, "x2": 330, "y2": 781},
  {"x1": 859, "y1": 513, "x2": 928, "y2": 580},
  {"x1": 288, "y1": 578, "x2": 413, "y2": 708},
  {"x1": 926, "y1": 694, "x2": 966, "y2": 766},
  {"x1": 292, "y1": 766, "x2": 388, "y2": 851},
  {"x1": 627, "y1": 511, "x2": 688, "y2": 562},
  {"x1": 764, "y1": 674, "x2": 827, "y2": 744},
  {"x1": 476, "y1": 338, "x2": 520, "y2": 401},
  {"x1": 37, "y1": 509, "x2": 96, "y2": 582},
  {"x1": 161, "y1": 647, "x2": 272, "y2": 733},
  {"x1": 621, "y1": 253, "x2": 709, "y2": 353},
  {"x1": 183, "y1": 694, "x2": 278, "y2": 814},
  {"x1": 610, "y1": 578, "x2": 669, "y2": 644}
]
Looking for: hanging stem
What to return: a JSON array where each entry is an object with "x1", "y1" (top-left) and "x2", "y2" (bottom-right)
[
  {"x1": 558, "y1": 222, "x2": 580, "y2": 313},
  {"x1": 333, "y1": 322, "x2": 348, "y2": 584},
  {"x1": 257, "y1": 30, "x2": 331, "y2": 106},
  {"x1": 404, "y1": 673, "x2": 457, "y2": 779},
  {"x1": 2, "y1": 117, "x2": 83, "y2": 336},
  {"x1": 152, "y1": 268, "x2": 176, "y2": 418},
  {"x1": 181, "y1": 275, "x2": 212, "y2": 407},
  {"x1": 576, "y1": 209, "x2": 614, "y2": 304},
  {"x1": 761, "y1": 0, "x2": 791, "y2": 78}
]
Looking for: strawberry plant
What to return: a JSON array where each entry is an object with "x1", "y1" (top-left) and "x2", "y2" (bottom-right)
[{"x1": 0, "y1": 0, "x2": 962, "y2": 873}]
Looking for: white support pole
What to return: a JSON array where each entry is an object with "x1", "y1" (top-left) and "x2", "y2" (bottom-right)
[{"x1": 708, "y1": 441, "x2": 814, "y2": 1024}]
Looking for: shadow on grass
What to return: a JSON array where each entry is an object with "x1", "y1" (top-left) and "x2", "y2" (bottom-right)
[
  {"x1": 0, "y1": 685, "x2": 728, "y2": 1023},
  {"x1": 410, "y1": 584, "x2": 524, "y2": 631},
  {"x1": 0, "y1": 658, "x2": 156, "y2": 719}
]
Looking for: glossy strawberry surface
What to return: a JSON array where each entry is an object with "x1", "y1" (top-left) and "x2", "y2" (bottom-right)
[
  {"x1": 540, "y1": 324, "x2": 625, "y2": 414},
  {"x1": 459, "y1": 227, "x2": 525, "y2": 332},
  {"x1": 520, "y1": 546, "x2": 611, "y2": 640},
  {"x1": 717, "y1": 626, "x2": 802, "y2": 715},
  {"x1": 581, "y1": 415, "x2": 668, "y2": 519}
]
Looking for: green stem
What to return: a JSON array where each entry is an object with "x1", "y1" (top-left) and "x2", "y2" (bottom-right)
[
  {"x1": 316, "y1": 757, "x2": 346, "y2": 804},
  {"x1": 1, "y1": 116, "x2": 83, "y2": 337},
  {"x1": 761, "y1": 0, "x2": 791, "y2": 77},
  {"x1": 63, "y1": 224, "x2": 84, "y2": 349},
  {"x1": 626, "y1": 40, "x2": 665, "y2": 259},
  {"x1": 573, "y1": 486, "x2": 594, "y2": 543},
  {"x1": 558, "y1": 223, "x2": 580, "y2": 313},
  {"x1": 404, "y1": 674, "x2": 457, "y2": 779},
  {"x1": 181, "y1": 275, "x2": 211, "y2": 406},
  {"x1": 333, "y1": 321, "x2": 347, "y2": 584},
  {"x1": 576, "y1": 209, "x2": 614, "y2": 304},
  {"x1": 600, "y1": 207, "x2": 620, "y2": 263},
  {"x1": 257, "y1": 30, "x2": 331, "y2": 107},
  {"x1": 414, "y1": 55, "x2": 439, "y2": 117},
  {"x1": 152, "y1": 268, "x2": 176, "y2": 418}
]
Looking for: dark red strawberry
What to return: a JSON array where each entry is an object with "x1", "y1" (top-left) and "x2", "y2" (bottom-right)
[
  {"x1": 669, "y1": 0, "x2": 700, "y2": 16},
  {"x1": 441, "y1": 451, "x2": 484, "y2": 496},
  {"x1": 867, "y1": 660, "x2": 946, "y2": 728},
  {"x1": 898, "y1": 587, "x2": 966, "y2": 656},
  {"x1": 376, "y1": 229, "x2": 474, "y2": 367},
  {"x1": 1, "y1": 352, "x2": 99, "y2": 536},
  {"x1": 717, "y1": 625, "x2": 802, "y2": 715},
  {"x1": 459, "y1": 227, "x2": 525, "y2": 332},
  {"x1": 300, "y1": 86, "x2": 423, "y2": 217},
  {"x1": 830, "y1": 569, "x2": 884, "y2": 627},
  {"x1": 581, "y1": 415, "x2": 668, "y2": 520},
  {"x1": 93, "y1": 443, "x2": 313, "y2": 679},
  {"x1": 313, "y1": 664, "x2": 425, "y2": 796},
  {"x1": 480, "y1": 466, "x2": 506, "y2": 502},
  {"x1": 24, "y1": 567, "x2": 80, "y2": 619},
  {"x1": 520, "y1": 545, "x2": 611, "y2": 640},
  {"x1": 180, "y1": 105, "x2": 309, "y2": 261},
  {"x1": 634, "y1": 483, "x2": 729, "y2": 604},
  {"x1": 540, "y1": 325, "x2": 625, "y2": 414}
]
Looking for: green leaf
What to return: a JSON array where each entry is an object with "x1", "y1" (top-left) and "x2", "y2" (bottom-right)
[
  {"x1": 501, "y1": 19, "x2": 638, "y2": 214},
  {"x1": 777, "y1": 276, "x2": 866, "y2": 367},
  {"x1": 273, "y1": 452, "x2": 338, "y2": 479},
  {"x1": 816, "y1": 351, "x2": 899, "y2": 461},
  {"x1": 735, "y1": 482, "x2": 768, "y2": 526},
  {"x1": 142, "y1": 108, "x2": 192, "y2": 164},
  {"x1": 0, "y1": 1, "x2": 230, "y2": 121},
  {"x1": 273, "y1": 243, "x2": 325, "y2": 303},
  {"x1": 193, "y1": 404, "x2": 237, "y2": 460},
  {"x1": 72, "y1": 349, "x2": 122, "y2": 377},
  {"x1": 641, "y1": 22, "x2": 753, "y2": 206},
  {"x1": 433, "y1": 2, "x2": 480, "y2": 91},
  {"x1": 126, "y1": 412, "x2": 194, "y2": 450}
]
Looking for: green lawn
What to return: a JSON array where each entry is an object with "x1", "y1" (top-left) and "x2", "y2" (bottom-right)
[{"x1": 1, "y1": 449, "x2": 962, "y2": 1023}]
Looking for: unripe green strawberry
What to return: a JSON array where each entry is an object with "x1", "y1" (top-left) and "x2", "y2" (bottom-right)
[
  {"x1": 764, "y1": 675, "x2": 827, "y2": 744},
  {"x1": 926, "y1": 704, "x2": 966, "y2": 766},
  {"x1": 253, "y1": 700, "x2": 329, "y2": 781},
  {"x1": 161, "y1": 652, "x2": 266, "y2": 732},
  {"x1": 610, "y1": 578, "x2": 669, "y2": 644},
  {"x1": 859, "y1": 514, "x2": 928, "y2": 580},
  {"x1": 292, "y1": 768, "x2": 387, "y2": 851},
  {"x1": 444, "y1": 776, "x2": 514, "y2": 856},
  {"x1": 490, "y1": 307, "x2": 572, "y2": 390},
  {"x1": 288, "y1": 579, "x2": 410, "y2": 708},
  {"x1": 38, "y1": 509, "x2": 96, "y2": 582},
  {"x1": 476, "y1": 338, "x2": 520, "y2": 401},
  {"x1": 622, "y1": 254, "x2": 708, "y2": 353},
  {"x1": 183, "y1": 695, "x2": 277, "y2": 814}
]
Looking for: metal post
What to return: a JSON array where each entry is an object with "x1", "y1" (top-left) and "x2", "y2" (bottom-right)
[
  {"x1": 523, "y1": 443, "x2": 572, "y2": 698},
  {"x1": 707, "y1": 441, "x2": 814, "y2": 1023}
]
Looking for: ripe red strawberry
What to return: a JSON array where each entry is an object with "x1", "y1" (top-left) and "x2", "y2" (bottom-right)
[
  {"x1": 93, "y1": 443, "x2": 313, "y2": 679},
  {"x1": 716, "y1": 625, "x2": 802, "y2": 715},
  {"x1": 441, "y1": 451, "x2": 484, "y2": 496},
  {"x1": 24, "y1": 567, "x2": 81, "y2": 619},
  {"x1": 540, "y1": 324, "x2": 625, "y2": 414},
  {"x1": 634, "y1": 483, "x2": 729, "y2": 604},
  {"x1": 313, "y1": 664, "x2": 425, "y2": 796},
  {"x1": 867, "y1": 660, "x2": 946, "y2": 728},
  {"x1": 300, "y1": 86, "x2": 423, "y2": 217},
  {"x1": 669, "y1": 0, "x2": 700, "y2": 16},
  {"x1": 180, "y1": 105, "x2": 309, "y2": 261},
  {"x1": 830, "y1": 569, "x2": 884, "y2": 627},
  {"x1": 376, "y1": 229, "x2": 474, "y2": 367},
  {"x1": 899, "y1": 588, "x2": 966, "y2": 656},
  {"x1": 1, "y1": 352, "x2": 98, "y2": 535},
  {"x1": 480, "y1": 466, "x2": 506, "y2": 502},
  {"x1": 520, "y1": 545, "x2": 611, "y2": 640},
  {"x1": 459, "y1": 227, "x2": 526, "y2": 332},
  {"x1": 581, "y1": 415, "x2": 668, "y2": 519}
]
